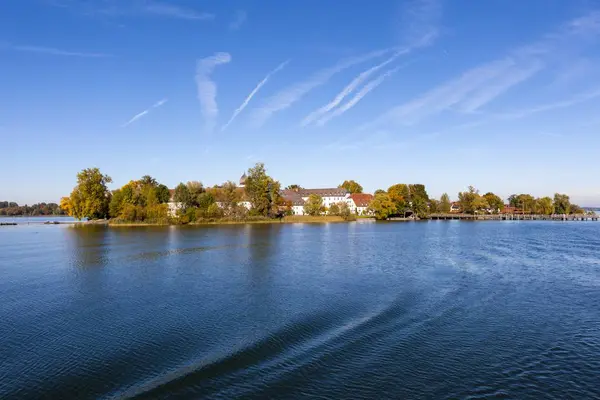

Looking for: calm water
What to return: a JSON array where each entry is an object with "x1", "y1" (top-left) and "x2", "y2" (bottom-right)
[{"x1": 1, "y1": 221, "x2": 599, "y2": 399}]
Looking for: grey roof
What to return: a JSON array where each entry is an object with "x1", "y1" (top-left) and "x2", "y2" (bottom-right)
[{"x1": 292, "y1": 188, "x2": 348, "y2": 197}]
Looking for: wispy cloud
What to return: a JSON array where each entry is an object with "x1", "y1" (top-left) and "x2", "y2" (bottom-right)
[
  {"x1": 49, "y1": 0, "x2": 214, "y2": 21},
  {"x1": 398, "y1": 0, "x2": 443, "y2": 46},
  {"x1": 8, "y1": 44, "x2": 112, "y2": 58},
  {"x1": 317, "y1": 66, "x2": 403, "y2": 126},
  {"x1": 298, "y1": 0, "x2": 440, "y2": 128},
  {"x1": 367, "y1": 10, "x2": 600, "y2": 129},
  {"x1": 494, "y1": 87, "x2": 600, "y2": 119},
  {"x1": 229, "y1": 10, "x2": 247, "y2": 30},
  {"x1": 142, "y1": 1, "x2": 214, "y2": 20},
  {"x1": 196, "y1": 52, "x2": 232, "y2": 134},
  {"x1": 250, "y1": 48, "x2": 394, "y2": 127},
  {"x1": 122, "y1": 98, "x2": 168, "y2": 127},
  {"x1": 222, "y1": 60, "x2": 289, "y2": 131},
  {"x1": 302, "y1": 51, "x2": 405, "y2": 126},
  {"x1": 458, "y1": 61, "x2": 544, "y2": 113}
]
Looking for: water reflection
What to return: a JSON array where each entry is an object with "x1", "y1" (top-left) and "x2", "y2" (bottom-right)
[{"x1": 66, "y1": 226, "x2": 111, "y2": 268}]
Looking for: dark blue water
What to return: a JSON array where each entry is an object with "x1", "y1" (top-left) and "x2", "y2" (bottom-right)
[{"x1": 1, "y1": 221, "x2": 599, "y2": 399}]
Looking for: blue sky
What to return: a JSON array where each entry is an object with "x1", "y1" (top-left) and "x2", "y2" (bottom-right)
[{"x1": 2, "y1": 0, "x2": 600, "y2": 205}]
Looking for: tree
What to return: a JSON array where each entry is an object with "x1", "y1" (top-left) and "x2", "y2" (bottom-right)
[
  {"x1": 173, "y1": 183, "x2": 191, "y2": 210},
  {"x1": 338, "y1": 202, "x2": 354, "y2": 221},
  {"x1": 339, "y1": 180, "x2": 363, "y2": 194},
  {"x1": 458, "y1": 186, "x2": 483, "y2": 214},
  {"x1": 440, "y1": 193, "x2": 451, "y2": 213},
  {"x1": 303, "y1": 194, "x2": 324, "y2": 216},
  {"x1": 197, "y1": 192, "x2": 216, "y2": 212},
  {"x1": 409, "y1": 184, "x2": 429, "y2": 202},
  {"x1": 285, "y1": 184, "x2": 302, "y2": 191},
  {"x1": 328, "y1": 202, "x2": 340, "y2": 216},
  {"x1": 140, "y1": 175, "x2": 157, "y2": 187},
  {"x1": 388, "y1": 184, "x2": 410, "y2": 214},
  {"x1": 218, "y1": 181, "x2": 241, "y2": 215},
  {"x1": 59, "y1": 197, "x2": 72, "y2": 216},
  {"x1": 109, "y1": 189, "x2": 125, "y2": 218},
  {"x1": 483, "y1": 192, "x2": 504, "y2": 213},
  {"x1": 554, "y1": 193, "x2": 571, "y2": 214},
  {"x1": 374, "y1": 189, "x2": 386, "y2": 195},
  {"x1": 516, "y1": 194, "x2": 535, "y2": 213},
  {"x1": 535, "y1": 197, "x2": 554, "y2": 215},
  {"x1": 245, "y1": 163, "x2": 282, "y2": 217},
  {"x1": 508, "y1": 194, "x2": 518, "y2": 207},
  {"x1": 429, "y1": 199, "x2": 440, "y2": 213},
  {"x1": 155, "y1": 184, "x2": 171, "y2": 204},
  {"x1": 368, "y1": 193, "x2": 396, "y2": 220},
  {"x1": 571, "y1": 204, "x2": 585, "y2": 214},
  {"x1": 63, "y1": 168, "x2": 112, "y2": 220}
]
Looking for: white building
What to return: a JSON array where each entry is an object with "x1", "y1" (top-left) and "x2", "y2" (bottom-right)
[
  {"x1": 282, "y1": 188, "x2": 353, "y2": 215},
  {"x1": 167, "y1": 189, "x2": 182, "y2": 217}
]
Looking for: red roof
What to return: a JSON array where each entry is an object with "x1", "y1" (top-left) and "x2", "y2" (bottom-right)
[{"x1": 350, "y1": 193, "x2": 374, "y2": 207}]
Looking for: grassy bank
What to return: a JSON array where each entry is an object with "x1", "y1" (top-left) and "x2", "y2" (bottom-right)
[{"x1": 106, "y1": 215, "x2": 357, "y2": 227}]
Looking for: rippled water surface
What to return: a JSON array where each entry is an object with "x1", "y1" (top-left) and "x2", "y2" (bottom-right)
[{"x1": 1, "y1": 221, "x2": 599, "y2": 399}]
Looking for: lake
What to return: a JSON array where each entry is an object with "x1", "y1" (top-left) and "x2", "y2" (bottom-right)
[{"x1": 1, "y1": 221, "x2": 599, "y2": 399}]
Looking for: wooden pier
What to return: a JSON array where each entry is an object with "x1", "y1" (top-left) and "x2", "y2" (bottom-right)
[{"x1": 428, "y1": 213, "x2": 599, "y2": 221}]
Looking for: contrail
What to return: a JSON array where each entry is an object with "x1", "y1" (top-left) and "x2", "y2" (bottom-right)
[
  {"x1": 222, "y1": 60, "x2": 289, "y2": 131},
  {"x1": 122, "y1": 98, "x2": 168, "y2": 127}
]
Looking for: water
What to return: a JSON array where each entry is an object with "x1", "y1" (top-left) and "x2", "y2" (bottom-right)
[
  {"x1": 0, "y1": 216, "x2": 79, "y2": 224},
  {"x1": 1, "y1": 221, "x2": 599, "y2": 399}
]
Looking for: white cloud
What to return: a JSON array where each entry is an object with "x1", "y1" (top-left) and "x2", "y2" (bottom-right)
[
  {"x1": 250, "y1": 48, "x2": 394, "y2": 127},
  {"x1": 458, "y1": 61, "x2": 545, "y2": 113},
  {"x1": 122, "y1": 98, "x2": 168, "y2": 127},
  {"x1": 196, "y1": 52, "x2": 232, "y2": 134},
  {"x1": 494, "y1": 87, "x2": 600, "y2": 119},
  {"x1": 49, "y1": 0, "x2": 215, "y2": 21},
  {"x1": 143, "y1": 1, "x2": 214, "y2": 20},
  {"x1": 302, "y1": 51, "x2": 406, "y2": 126},
  {"x1": 229, "y1": 10, "x2": 247, "y2": 30},
  {"x1": 368, "y1": 10, "x2": 600, "y2": 129},
  {"x1": 222, "y1": 60, "x2": 289, "y2": 131},
  {"x1": 9, "y1": 45, "x2": 112, "y2": 58},
  {"x1": 317, "y1": 66, "x2": 403, "y2": 126}
]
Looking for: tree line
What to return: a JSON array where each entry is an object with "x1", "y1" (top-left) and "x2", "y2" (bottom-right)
[
  {"x1": 367, "y1": 184, "x2": 587, "y2": 220},
  {"x1": 57, "y1": 165, "x2": 591, "y2": 222},
  {"x1": 60, "y1": 163, "x2": 288, "y2": 223},
  {"x1": 0, "y1": 201, "x2": 65, "y2": 216}
]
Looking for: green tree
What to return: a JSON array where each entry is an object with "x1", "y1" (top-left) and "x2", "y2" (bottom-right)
[
  {"x1": 516, "y1": 194, "x2": 535, "y2": 213},
  {"x1": 218, "y1": 181, "x2": 241, "y2": 215},
  {"x1": 458, "y1": 186, "x2": 480, "y2": 214},
  {"x1": 285, "y1": 184, "x2": 303, "y2": 190},
  {"x1": 483, "y1": 192, "x2": 504, "y2": 213},
  {"x1": 339, "y1": 180, "x2": 363, "y2": 194},
  {"x1": 303, "y1": 194, "x2": 324, "y2": 216},
  {"x1": 553, "y1": 193, "x2": 571, "y2": 214},
  {"x1": 197, "y1": 192, "x2": 216, "y2": 212},
  {"x1": 109, "y1": 189, "x2": 125, "y2": 218},
  {"x1": 245, "y1": 163, "x2": 282, "y2": 217},
  {"x1": 338, "y1": 202, "x2": 354, "y2": 221},
  {"x1": 173, "y1": 183, "x2": 191, "y2": 210},
  {"x1": 328, "y1": 202, "x2": 340, "y2": 216},
  {"x1": 374, "y1": 189, "x2": 386, "y2": 195},
  {"x1": 140, "y1": 175, "x2": 157, "y2": 186},
  {"x1": 571, "y1": 204, "x2": 585, "y2": 214},
  {"x1": 535, "y1": 197, "x2": 554, "y2": 215},
  {"x1": 368, "y1": 193, "x2": 396, "y2": 220},
  {"x1": 409, "y1": 184, "x2": 429, "y2": 202},
  {"x1": 65, "y1": 168, "x2": 112, "y2": 220},
  {"x1": 155, "y1": 184, "x2": 171, "y2": 204},
  {"x1": 429, "y1": 199, "x2": 440, "y2": 213},
  {"x1": 440, "y1": 193, "x2": 451, "y2": 213}
]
